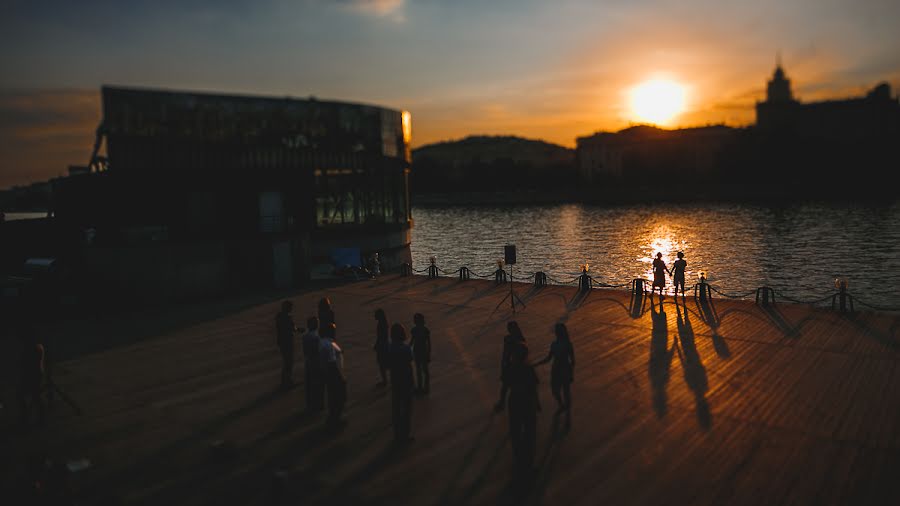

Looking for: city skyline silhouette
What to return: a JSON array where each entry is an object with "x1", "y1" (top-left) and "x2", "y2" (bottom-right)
[{"x1": 2, "y1": 0, "x2": 900, "y2": 187}]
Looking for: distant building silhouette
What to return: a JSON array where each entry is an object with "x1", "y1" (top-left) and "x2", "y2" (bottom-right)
[
  {"x1": 576, "y1": 61, "x2": 900, "y2": 199},
  {"x1": 576, "y1": 125, "x2": 737, "y2": 185},
  {"x1": 756, "y1": 63, "x2": 900, "y2": 139}
]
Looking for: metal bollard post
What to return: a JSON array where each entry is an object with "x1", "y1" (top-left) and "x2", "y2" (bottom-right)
[
  {"x1": 831, "y1": 278, "x2": 854, "y2": 313},
  {"x1": 579, "y1": 273, "x2": 591, "y2": 292},
  {"x1": 695, "y1": 272, "x2": 711, "y2": 301},
  {"x1": 494, "y1": 268, "x2": 507, "y2": 284},
  {"x1": 428, "y1": 257, "x2": 438, "y2": 279},
  {"x1": 459, "y1": 266, "x2": 470, "y2": 281},
  {"x1": 400, "y1": 263, "x2": 412, "y2": 276},
  {"x1": 578, "y1": 264, "x2": 591, "y2": 292},
  {"x1": 696, "y1": 281, "x2": 711, "y2": 301},
  {"x1": 631, "y1": 278, "x2": 645, "y2": 297},
  {"x1": 755, "y1": 286, "x2": 775, "y2": 306},
  {"x1": 534, "y1": 271, "x2": 547, "y2": 287}
]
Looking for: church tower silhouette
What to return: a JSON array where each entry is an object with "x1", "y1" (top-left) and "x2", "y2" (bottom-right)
[{"x1": 766, "y1": 53, "x2": 795, "y2": 103}]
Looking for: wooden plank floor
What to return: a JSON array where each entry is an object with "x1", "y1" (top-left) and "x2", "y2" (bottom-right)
[{"x1": 3, "y1": 275, "x2": 900, "y2": 505}]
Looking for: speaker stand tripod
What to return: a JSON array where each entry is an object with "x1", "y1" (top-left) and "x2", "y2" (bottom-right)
[{"x1": 495, "y1": 264, "x2": 526, "y2": 314}]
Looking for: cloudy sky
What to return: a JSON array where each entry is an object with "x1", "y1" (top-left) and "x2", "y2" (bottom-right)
[{"x1": 2, "y1": 0, "x2": 899, "y2": 187}]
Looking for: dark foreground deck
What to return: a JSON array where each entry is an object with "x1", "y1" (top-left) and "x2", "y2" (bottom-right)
[{"x1": 3, "y1": 275, "x2": 900, "y2": 505}]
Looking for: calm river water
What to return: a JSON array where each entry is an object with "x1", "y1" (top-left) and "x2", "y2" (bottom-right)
[{"x1": 410, "y1": 202, "x2": 900, "y2": 308}]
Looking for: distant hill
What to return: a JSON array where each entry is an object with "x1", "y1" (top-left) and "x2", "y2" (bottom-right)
[
  {"x1": 410, "y1": 135, "x2": 577, "y2": 194},
  {"x1": 412, "y1": 135, "x2": 574, "y2": 166}
]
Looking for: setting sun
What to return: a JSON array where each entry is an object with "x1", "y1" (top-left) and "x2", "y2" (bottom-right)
[{"x1": 629, "y1": 79, "x2": 687, "y2": 125}]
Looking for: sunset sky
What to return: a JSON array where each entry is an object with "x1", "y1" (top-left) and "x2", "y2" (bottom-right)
[{"x1": 2, "y1": 0, "x2": 899, "y2": 188}]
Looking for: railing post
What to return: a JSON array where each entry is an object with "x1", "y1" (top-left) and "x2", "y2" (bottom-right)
[
  {"x1": 427, "y1": 256, "x2": 438, "y2": 279},
  {"x1": 831, "y1": 282, "x2": 854, "y2": 313},
  {"x1": 695, "y1": 273, "x2": 711, "y2": 301},
  {"x1": 459, "y1": 266, "x2": 470, "y2": 281},
  {"x1": 579, "y1": 269, "x2": 592, "y2": 292},
  {"x1": 631, "y1": 278, "x2": 645, "y2": 297},
  {"x1": 534, "y1": 271, "x2": 547, "y2": 287},
  {"x1": 756, "y1": 286, "x2": 775, "y2": 306}
]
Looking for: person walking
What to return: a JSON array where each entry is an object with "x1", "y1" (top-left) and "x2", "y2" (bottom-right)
[
  {"x1": 389, "y1": 323, "x2": 415, "y2": 444},
  {"x1": 373, "y1": 308, "x2": 390, "y2": 387},
  {"x1": 536, "y1": 323, "x2": 575, "y2": 426},
  {"x1": 506, "y1": 343, "x2": 539, "y2": 477},
  {"x1": 672, "y1": 251, "x2": 688, "y2": 299},
  {"x1": 275, "y1": 301, "x2": 298, "y2": 391},
  {"x1": 410, "y1": 313, "x2": 432, "y2": 395},
  {"x1": 652, "y1": 252, "x2": 671, "y2": 299},
  {"x1": 320, "y1": 323, "x2": 346, "y2": 428},
  {"x1": 301, "y1": 316, "x2": 324, "y2": 412},
  {"x1": 494, "y1": 321, "x2": 526, "y2": 412}
]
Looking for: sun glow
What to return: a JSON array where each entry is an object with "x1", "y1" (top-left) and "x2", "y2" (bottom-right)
[{"x1": 629, "y1": 79, "x2": 687, "y2": 125}]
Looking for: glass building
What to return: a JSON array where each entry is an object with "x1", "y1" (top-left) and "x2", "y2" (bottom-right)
[{"x1": 54, "y1": 86, "x2": 412, "y2": 296}]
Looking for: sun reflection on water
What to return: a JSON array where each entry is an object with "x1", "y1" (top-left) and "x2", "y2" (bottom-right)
[{"x1": 410, "y1": 202, "x2": 900, "y2": 301}]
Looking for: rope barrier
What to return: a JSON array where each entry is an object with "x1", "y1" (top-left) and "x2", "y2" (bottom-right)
[
  {"x1": 400, "y1": 260, "x2": 898, "y2": 313},
  {"x1": 545, "y1": 275, "x2": 580, "y2": 285},
  {"x1": 590, "y1": 279, "x2": 631, "y2": 288},
  {"x1": 771, "y1": 290, "x2": 835, "y2": 306},
  {"x1": 851, "y1": 297, "x2": 900, "y2": 312},
  {"x1": 466, "y1": 269, "x2": 494, "y2": 279},
  {"x1": 708, "y1": 285, "x2": 758, "y2": 299}
]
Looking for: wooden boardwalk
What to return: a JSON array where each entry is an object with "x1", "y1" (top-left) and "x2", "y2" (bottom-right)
[{"x1": 3, "y1": 275, "x2": 900, "y2": 505}]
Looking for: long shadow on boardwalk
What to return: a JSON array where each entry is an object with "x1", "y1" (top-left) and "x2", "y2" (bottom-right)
[
  {"x1": 648, "y1": 298, "x2": 673, "y2": 419},
  {"x1": 363, "y1": 276, "x2": 432, "y2": 305},
  {"x1": 673, "y1": 303, "x2": 712, "y2": 429},
  {"x1": 435, "y1": 420, "x2": 498, "y2": 505},
  {"x1": 92, "y1": 387, "x2": 289, "y2": 503},
  {"x1": 41, "y1": 281, "x2": 360, "y2": 362},
  {"x1": 526, "y1": 413, "x2": 570, "y2": 506},
  {"x1": 691, "y1": 297, "x2": 732, "y2": 359},
  {"x1": 846, "y1": 313, "x2": 900, "y2": 351},
  {"x1": 449, "y1": 283, "x2": 507, "y2": 314}
]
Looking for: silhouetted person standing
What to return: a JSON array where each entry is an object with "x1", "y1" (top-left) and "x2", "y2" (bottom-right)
[
  {"x1": 17, "y1": 324, "x2": 45, "y2": 428},
  {"x1": 652, "y1": 252, "x2": 670, "y2": 298},
  {"x1": 301, "y1": 316, "x2": 324, "y2": 412},
  {"x1": 320, "y1": 323, "x2": 346, "y2": 427},
  {"x1": 374, "y1": 308, "x2": 390, "y2": 387},
  {"x1": 494, "y1": 321, "x2": 526, "y2": 412},
  {"x1": 410, "y1": 313, "x2": 431, "y2": 395},
  {"x1": 506, "y1": 344, "x2": 539, "y2": 477},
  {"x1": 389, "y1": 323, "x2": 415, "y2": 444},
  {"x1": 672, "y1": 251, "x2": 688, "y2": 299},
  {"x1": 536, "y1": 323, "x2": 575, "y2": 426},
  {"x1": 276, "y1": 301, "x2": 298, "y2": 391},
  {"x1": 318, "y1": 297, "x2": 335, "y2": 329}
]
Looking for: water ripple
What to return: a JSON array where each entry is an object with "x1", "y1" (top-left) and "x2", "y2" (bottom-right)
[{"x1": 410, "y1": 202, "x2": 900, "y2": 304}]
